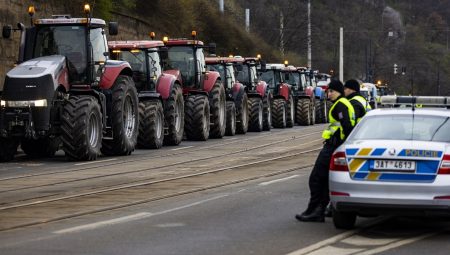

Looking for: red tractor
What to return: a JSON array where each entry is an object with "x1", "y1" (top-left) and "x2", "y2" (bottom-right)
[
  {"x1": 160, "y1": 32, "x2": 226, "y2": 141},
  {"x1": 0, "y1": 5, "x2": 138, "y2": 161},
  {"x1": 259, "y1": 63, "x2": 294, "y2": 128},
  {"x1": 282, "y1": 66, "x2": 316, "y2": 126},
  {"x1": 231, "y1": 56, "x2": 272, "y2": 132},
  {"x1": 205, "y1": 57, "x2": 246, "y2": 135},
  {"x1": 109, "y1": 40, "x2": 184, "y2": 148}
]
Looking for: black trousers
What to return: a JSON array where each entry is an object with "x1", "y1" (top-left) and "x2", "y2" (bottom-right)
[{"x1": 306, "y1": 143, "x2": 336, "y2": 212}]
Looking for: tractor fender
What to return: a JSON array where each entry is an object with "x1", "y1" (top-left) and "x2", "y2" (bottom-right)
[
  {"x1": 156, "y1": 73, "x2": 178, "y2": 100},
  {"x1": 100, "y1": 60, "x2": 133, "y2": 90},
  {"x1": 202, "y1": 71, "x2": 221, "y2": 93},
  {"x1": 255, "y1": 81, "x2": 268, "y2": 98},
  {"x1": 304, "y1": 86, "x2": 315, "y2": 99},
  {"x1": 57, "y1": 65, "x2": 70, "y2": 92},
  {"x1": 163, "y1": 69, "x2": 182, "y2": 85},
  {"x1": 277, "y1": 83, "x2": 291, "y2": 101},
  {"x1": 231, "y1": 82, "x2": 245, "y2": 101}
]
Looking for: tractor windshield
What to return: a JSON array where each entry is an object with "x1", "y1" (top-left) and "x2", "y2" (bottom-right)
[
  {"x1": 259, "y1": 70, "x2": 279, "y2": 89},
  {"x1": 33, "y1": 25, "x2": 87, "y2": 84},
  {"x1": 164, "y1": 46, "x2": 195, "y2": 86}
]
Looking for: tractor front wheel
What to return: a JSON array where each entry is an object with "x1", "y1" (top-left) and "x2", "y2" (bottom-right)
[
  {"x1": 164, "y1": 83, "x2": 184, "y2": 145},
  {"x1": 101, "y1": 75, "x2": 139, "y2": 156},
  {"x1": 272, "y1": 98, "x2": 287, "y2": 128},
  {"x1": 0, "y1": 137, "x2": 19, "y2": 162},
  {"x1": 62, "y1": 96, "x2": 102, "y2": 161},
  {"x1": 138, "y1": 100, "x2": 164, "y2": 149},
  {"x1": 225, "y1": 101, "x2": 236, "y2": 136},
  {"x1": 296, "y1": 98, "x2": 311, "y2": 126},
  {"x1": 248, "y1": 97, "x2": 263, "y2": 132},
  {"x1": 185, "y1": 94, "x2": 210, "y2": 141},
  {"x1": 235, "y1": 93, "x2": 249, "y2": 134},
  {"x1": 209, "y1": 81, "x2": 226, "y2": 139}
]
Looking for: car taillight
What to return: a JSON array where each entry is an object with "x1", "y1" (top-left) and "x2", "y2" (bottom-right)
[
  {"x1": 330, "y1": 191, "x2": 350, "y2": 196},
  {"x1": 434, "y1": 195, "x2": 450, "y2": 200},
  {"x1": 330, "y1": 151, "x2": 348, "y2": 171},
  {"x1": 438, "y1": 154, "x2": 450, "y2": 174}
]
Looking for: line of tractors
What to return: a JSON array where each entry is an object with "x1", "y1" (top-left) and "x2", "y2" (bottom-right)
[{"x1": 0, "y1": 5, "x2": 331, "y2": 162}]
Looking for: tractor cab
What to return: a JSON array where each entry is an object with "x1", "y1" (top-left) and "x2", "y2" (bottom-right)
[{"x1": 109, "y1": 40, "x2": 163, "y2": 91}]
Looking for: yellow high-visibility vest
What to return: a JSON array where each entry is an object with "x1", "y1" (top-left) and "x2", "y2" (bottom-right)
[
  {"x1": 322, "y1": 97, "x2": 355, "y2": 140},
  {"x1": 350, "y1": 95, "x2": 371, "y2": 123}
]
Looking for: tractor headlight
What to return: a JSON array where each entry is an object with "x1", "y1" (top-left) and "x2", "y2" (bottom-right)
[{"x1": 3, "y1": 99, "x2": 47, "y2": 107}]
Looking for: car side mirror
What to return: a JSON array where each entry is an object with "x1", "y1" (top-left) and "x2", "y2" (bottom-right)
[
  {"x1": 2, "y1": 25, "x2": 12, "y2": 39},
  {"x1": 108, "y1": 22, "x2": 118, "y2": 36}
]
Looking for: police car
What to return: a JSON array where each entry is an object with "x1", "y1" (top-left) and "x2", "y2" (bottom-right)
[{"x1": 329, "y1": 96, "x2": 450, "y2": 229}]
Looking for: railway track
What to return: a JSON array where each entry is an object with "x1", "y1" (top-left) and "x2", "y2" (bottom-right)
[{"x1": 0, "y1": 128, "x2": 324, "y2": 232}]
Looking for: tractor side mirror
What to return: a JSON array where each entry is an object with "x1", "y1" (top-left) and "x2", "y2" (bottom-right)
[
  {"x1": 259, "y1": 61, "x2": 266, "y2": 72},
  {"x1": 108, "y1": 22, "x2": 118, "y2": 36},
  {"x1": 2, "y1": 25, "x2": 12, "y2": 38},
  {"x1": 208, "y1": 43, "x2": 216, "y2": 55}
]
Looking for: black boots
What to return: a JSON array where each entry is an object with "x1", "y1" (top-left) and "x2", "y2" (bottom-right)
[{"x1": 295, "y1": 206, "x2": 325, "y2": 222}]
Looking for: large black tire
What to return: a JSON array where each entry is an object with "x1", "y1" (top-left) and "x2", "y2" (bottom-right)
[
  {"x1": 209, "y1": 81, "x2": 226, "y2": 139},
  {"x1": 225, "y1": 101, "x2": 236, "y2": 136},
  {"x1": 296, "y1": 98, "x2": 311, "y2": 126},
  {"x1": 272, "y1": 98, "x2": 287, "y2": 128},
  {"x1": 263, "y1": 92, "x2": 272, "y2": 131},
  {"x1": 21, "y1": 136, "x2": 60, "y2": 158},
  {"x1": 61, "y1": 96, "x2": 102, "y2": 161},
  {"x1": 185, "y1": 94, "x2": 210, "y2": 141},
  {"x1": 101, "y1": 75, "x2": 139, "y2": 156},
  {"x1": 0, "y1": 137, "x2": 19, "y2": 162},
  {"x1": 164, "y1": 83, "x2": 184, "y2": 145},
  {"x1": 286, "y1": 95, "x2": 295, "y2": 128},
  {"x1": 248, "y1": 97, "x2": 263, "y2": 132},
  {"x1": 332, "y1": 208, "x2": 357, "y2": 229},
  {"x1": 315, "y1": 100, "x2": 328, "y2": 123},
  {"x1": 235, "y1": 93, "x2": 249, "y2": 134},
  {"x1": 138, "y1": 100, "x2": 164, "y2": 149}
]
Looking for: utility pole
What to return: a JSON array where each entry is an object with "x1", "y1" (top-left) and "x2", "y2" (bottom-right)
[
  {"x1": 437, "y1": 61, "x2": 441, "y2": 96},
  {"x1": 245, "y1": 9, "x2": 250, "y2": 32},
  {"x1": 219, "y1": 0, "x2": 224, "y2": 13},
  {"x1": 307, "y1": 0, "x2": 312, "y2": 68},
  {"x1": 339, "y1": 27, "x2": 343, "y2": 82}
]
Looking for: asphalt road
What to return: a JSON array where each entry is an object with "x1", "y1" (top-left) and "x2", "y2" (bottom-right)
[{"x1": 0, "y1": 126, "x2": 449, "y2": 255}]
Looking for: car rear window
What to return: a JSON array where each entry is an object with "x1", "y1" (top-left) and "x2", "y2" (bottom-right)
[{"x1": 349, "y1": 114, "x2": 450, "y2": 142}]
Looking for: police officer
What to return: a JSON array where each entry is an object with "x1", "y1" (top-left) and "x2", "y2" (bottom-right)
[
  {"x1": 296, "y1": 80, "x2": 355, "y2": 222},
  {"x1": 344, "y1": 79, "x2": 371, "y2": 123}
]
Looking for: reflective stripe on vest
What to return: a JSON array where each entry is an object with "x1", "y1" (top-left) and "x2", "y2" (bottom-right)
[
  {"x1": 350, "y1": 95, "x2": 371, "y2": 123},
  {"x1": 322, "y1": 98, "x2": 355, "y2": 140}
]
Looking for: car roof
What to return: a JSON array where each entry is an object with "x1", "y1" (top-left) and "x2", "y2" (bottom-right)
[{"x1": 365, "y1": 108, "x2": 450, "y2": 117}]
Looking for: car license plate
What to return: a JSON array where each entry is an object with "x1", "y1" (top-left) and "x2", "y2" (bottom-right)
[{"x1": 372, "y1": 160, "x2": 416, "y2": 171}]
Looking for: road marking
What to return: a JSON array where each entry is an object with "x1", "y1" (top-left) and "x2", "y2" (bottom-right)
[
  {"x1": 74, "y1": 158, "x2": 117, "y2": 166},
  {"x1": 258, "y1": 175, "x2": 299, "y2": 186},
  {"x1": 308, "y1": 246, "x2": 364, "y2": 255},
  {"x1": 53, "y1": 212, "x2": 153, "y2": 234},
  {"x1": 53, "y1": 194, "x2": 228, "y2": 234},
  {"x1": 171, "y1": 146, "x2": 194, "y2": 151},
  {"x1": 155, "y1": 223, "x2": 186, "y2": 228}
]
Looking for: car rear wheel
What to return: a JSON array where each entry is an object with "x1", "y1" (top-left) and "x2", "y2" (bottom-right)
[{"x1": 332, "y1": 208, "x2": 357, "y2": 229}]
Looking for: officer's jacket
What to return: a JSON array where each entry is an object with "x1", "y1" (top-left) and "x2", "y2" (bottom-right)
[
  {"x1": 347, "y1": 92, "x2": 370, "y2": 123},
  {"x1": 322, "y1": 96, "x2": 355, "y2": 147}
]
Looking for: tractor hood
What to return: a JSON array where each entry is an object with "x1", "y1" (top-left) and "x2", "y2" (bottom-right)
[{"x1": 2, "y1": 55, "x2": 65, "y2": 101}]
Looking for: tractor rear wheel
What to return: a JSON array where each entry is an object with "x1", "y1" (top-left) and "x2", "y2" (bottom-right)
[
  {"x1": 248, "y1": 97, "x2": 263, "y2": 132},
  {"x1": 286, "y1": 95, "x2": 295, "y2": 128},
  {"x1": 101, "y1": 75, "x2": 139, "y2": 156},
  {"x1": 0, "y1": 137, "x2": 19, "y2": 162},
  {"x1": 138, "y1": 100, "x2": 164, "y2": 149},
  {"x1": 235, "y1": 93, "x2": 249, "y2": 134},
  {"x1": 225, "y1": 101, "x2": 236, "y2": 136},
  {"x1": 21, "y1": 136, "x2": 60, "y2": 158},
  {"x1": 62, "y1": 96, "x2": 102, "y2": 161},
  {"x1": 296, "y1": 98, "x2": 311, "y2": 126},
  {"x1": 263, "y1": 93, "x2": 272, "y2": 131},
  {"x1": 185, "y1": 94, "x2": 210, "y2": 141},
  {"x1": 164, "y1": 83, "x2": 184, "y2": 145},
  {"x1": 272, "y1": 98, "x2": 287, "y2": 128},
  {"x1": 209, "y1": 81, "x2": 226, "y2": 139}
]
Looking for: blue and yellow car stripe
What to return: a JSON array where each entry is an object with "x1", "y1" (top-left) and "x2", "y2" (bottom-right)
[{"x1": 344, "y1": 148, "x2": 442, "y2": 182}]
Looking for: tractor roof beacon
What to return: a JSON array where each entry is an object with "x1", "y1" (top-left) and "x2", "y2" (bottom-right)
[{"x1": 0, "y1": 4, "x2": 139, "y2": 162}]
